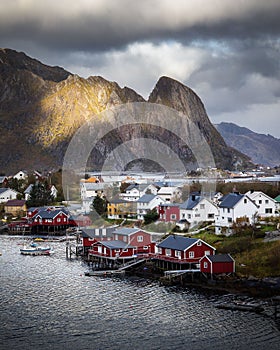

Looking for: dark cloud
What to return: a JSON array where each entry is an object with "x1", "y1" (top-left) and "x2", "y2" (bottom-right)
[
  {"x1": 0, "y1": 0, "x2": 280, "y2": 137},
  {"x1": 1, "y1": 1, "x2": 280, "y2": 53}
]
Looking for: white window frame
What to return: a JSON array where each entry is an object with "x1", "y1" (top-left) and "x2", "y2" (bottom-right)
[
  {"x1": 203, "y1": 261, "x2": 208, "y2": 268},
  {"x1": 175, "y1": 250, "x2": 181, "y2": 259},
  {"x1": 137, "y1": 235, "x2": 143, "y2": 242},
  {"x1": 189, "y1": 251, "x2": 194, "y2": 258},
  {"x1": 166, "y1": 248, "x2": 171, "y2": 256}
]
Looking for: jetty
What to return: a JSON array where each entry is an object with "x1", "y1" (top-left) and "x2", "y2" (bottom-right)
[
  {"x1": 216, "y1": 302, "x2": 264, "y2": 313},
  {"x1": 84, "y1": 270, "x2": 125, "y2": 277}
]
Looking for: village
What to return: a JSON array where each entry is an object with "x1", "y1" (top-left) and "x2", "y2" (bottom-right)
[{"x1": 1, "y1": 168, "x2": 280, "y2": 292}]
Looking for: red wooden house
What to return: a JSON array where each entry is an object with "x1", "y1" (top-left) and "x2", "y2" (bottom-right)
[
  {"x1": 80, "y1": 227, "x2": 116, "y2": 253},
  {"x1": 30, "y1": 207, "x2": 77, "y2": 233},
  {"x1": 88, "y1": 240, "x2": 136, "y2": 260},
  {"x1": 200, "y1": 254, "x2": 235, "y2": 275},
  {"x1": 156, "y1": 234, "x2": 215, "y2": 265},
  {"x1": 112, "y1": 227, "x2": 162, "y2": 255},
  {"x1": 157, "y1": 203, "x2": 180, "y2": 223}
]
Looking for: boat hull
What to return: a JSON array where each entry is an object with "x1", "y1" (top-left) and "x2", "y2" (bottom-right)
[{"x1": 20, "y1": 247, "x2": 51, "y2": 256}]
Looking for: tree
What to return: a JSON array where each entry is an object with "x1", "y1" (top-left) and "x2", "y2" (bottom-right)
[
  {"x1": 92, "y1": 195, "x2": 107, "y2": 216},
  {"x1": 144, "y1": 208, "x2": 159, "y2": 225},
  {"x1": 26, "y1": 182, "x2": 54, "y2": 207}
]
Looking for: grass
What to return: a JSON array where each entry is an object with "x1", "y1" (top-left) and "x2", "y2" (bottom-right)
[{"x1": 193, "y1": 224, "x2": 280, "y2": 278}]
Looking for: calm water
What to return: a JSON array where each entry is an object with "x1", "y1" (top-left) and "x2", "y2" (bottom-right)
[{"x1": 1, "y1": 235, "x2": 280, "y2": 350}]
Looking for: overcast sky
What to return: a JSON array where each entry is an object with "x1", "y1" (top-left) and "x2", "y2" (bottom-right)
[{"x1": 1, "y1": 0, "x2": 280, "y2": 137}]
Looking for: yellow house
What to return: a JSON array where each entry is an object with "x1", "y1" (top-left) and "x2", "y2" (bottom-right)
[
  {"x1": 107, "y1": 199, "x2": 136, "y2": 219},
  {"x1": 4, "y1": 199, "x2": 27, "y2": 216}
]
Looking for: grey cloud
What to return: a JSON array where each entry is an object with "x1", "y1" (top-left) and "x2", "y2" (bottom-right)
[{"x1": 1, "y1": 0, "x2": 280, "y2": 52}]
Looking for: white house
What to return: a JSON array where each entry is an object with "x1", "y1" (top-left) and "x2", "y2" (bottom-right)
[
  {"x1": 0, "y1": 188, "x2": 19, "y2": 203},
  {"x1": 180, "y1": 195, "x2": 219, "y2": 228},
  {"x1": 137, "y1": 194, "x2": 164, "y2": 220},
  {"x1": 80, "y1": 182, "x2": 106, "y2": 200},
  {"x1": 13, "y1": 170, "x2": 28, "y2": 181},
  {"x1": 245, "y1": 190, "x2": 277, "y2": 218},
  {"x1": 215, "y1": 193, "x2": 258, "y2": 234},
  {"x1": 157, "y1": 186, "x2": 182, "y2": 202},
  {"x1": 120, "y1": 183, "x2": 158, "y2": 202}
]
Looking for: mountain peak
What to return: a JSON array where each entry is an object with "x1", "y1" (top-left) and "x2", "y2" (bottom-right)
[{"x1": 0, "y1": 47, "x2": 71, "y2": 82}]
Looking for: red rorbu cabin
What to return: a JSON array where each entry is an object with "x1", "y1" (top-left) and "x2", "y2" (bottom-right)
[{"x1": 200, "y1": 254, "x2": 235, "y2": 275}]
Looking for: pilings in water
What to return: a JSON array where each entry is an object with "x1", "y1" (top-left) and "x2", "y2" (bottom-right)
[{"x1": 65, "y1": 241, "x2": 79, "y2": 259}]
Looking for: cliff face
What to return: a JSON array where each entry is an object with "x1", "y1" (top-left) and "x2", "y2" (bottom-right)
[
  {"x1": 0, "y1": 49, "x2": 251, "y2": 173},
  {"x1": 148, "y1": 76, "x2": 250, "y2": 170}
]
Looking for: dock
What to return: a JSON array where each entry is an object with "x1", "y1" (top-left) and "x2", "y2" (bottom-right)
[
  {"x1": 216, "y1": 302, "x2": 264, "y2": 313},
  {"x1": 84, "y1": 270, "x2": 125, "y2": 277}
]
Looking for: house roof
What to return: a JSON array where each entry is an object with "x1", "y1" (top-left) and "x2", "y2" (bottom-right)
[
  {"x1": 0, "y1": 188, "x2": 9, "y2": 194},
  {"x1": 158, "y1": 235, "x2": 198, "y2": 251},
  {"x1": 137, "y1": 194, "x2": 156, "y2": 203},
  {"x1": 35, "y1": 209, "x2": 68, "y2": 219},
  {"x1": 24, "y1": 184, "x2": 33, "y2": 194},
  {"x1": 99, "y1": 240, "x2": 135, "y2": 249},
  {"x1": 275, "y1": 195, "x2": 280, "y2": 203},
  {"x1": 219, "y1": 193, "x2": 244, "y2": 208},
  {"x1": 0, "y1": 176, "x2": 7, "y2": 183},
  {"x1": 5, "y1": 199, "x2": 26, "y2": 207},
  {"x1": 125, "y1": 183, "x2": 139, "y2": 192},
  {"x1": 203, "y1": 254, "x2": 234, "y2": 263},
  {"x1": 109, "y1": 198, "x2": 130, "y2": 204},
  {"x1": 113, "y1": 227, "x2": 140, "y2": 236},
  {"x1": 157, "y1": 186, "x2": 180, "y2": 194},
  {"x1": 180, "y1": 195, "x2": 201, "y2": 210},
  {"x1": 159, "y1": 203, "x2": 180, "y2": 208},
  {"x1": 81, "y1": 227, "x2": 116, "y2": 239},
  {"x1": 82, "y1": 182, "x2": 105, "y2": 190}
]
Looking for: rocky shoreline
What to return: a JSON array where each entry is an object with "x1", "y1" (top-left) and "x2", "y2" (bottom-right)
[{"x1": 127, "y1": 261, "x2": 280, "y2": 298}]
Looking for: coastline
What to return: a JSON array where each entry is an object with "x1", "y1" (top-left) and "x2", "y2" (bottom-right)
[{"x1": 126, "y1": 261, "x2": 280, "y2": 298}]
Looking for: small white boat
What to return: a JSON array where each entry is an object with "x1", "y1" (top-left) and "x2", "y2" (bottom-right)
[{"x1": 20, "y1": 242, "x2": 52, "y2": 256}]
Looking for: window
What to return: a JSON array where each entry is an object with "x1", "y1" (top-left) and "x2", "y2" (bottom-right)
[
  {"x1": 123, "y1": 249, "x2": 128, "y2": 252},
  {"x1": 205, "y1": 250, "x2": 210, "y2": 255},
  {"x1": 197, "y1": 241, "x2": 202, "y2": 246},
  {"x1": 208, "y1": 213, "x2": 214, "y2": 219},
  {"x1": 188, "y1": 214, "x2": 191, "y2": 219},
  {"x1": 170, "y1": 214, "x2": 177, "y2": 220},
  {"x1": 57, "y1": 218, "x2": 61, "y2": 222},
  {"x1": 157, "y1": 247, "x2": 162, "y2": 254},
  {"x1": 175, "y1": 250, "x2": 181, "y2": 259},
  {"x1": 123, "y1": 236, "x2": 127, "y2": 242},
  {"x1": 200, "y1": 204, "x2": 205, "y2": 209},
  {"x1": 259, "y1": 200, "x2": 262, "y2": 204},
  {"x1": 228, "y1": 217, "x2": 233, "y2": 223},
  {"x1": 244, "y1": 199, "x2": 247, "y2": 204},
  {"x1": 227, "y1": 208, "x2": 230, "y2": 213},
  {"x1": 265, "y1": 208, "x2": 273, "y2": 214},
  {"x1": 143, "y1": 246, "x2": 149, "y2": 250},
  {"x1": 166, "y1": 249, "x2": 171, "y2": 256},
  {"x1": 137, "y1": 236, "x2": 143, "y2": 242},
  {"x1": 195, "y1": 214, "x2": 200, "y2": 217},
  {"x1": 204, "y1": 262, "x2": 208, "y2": 268},
  {"x1": 115, "y1": 249, "x2": 120, "y2": 253},
  {"x1": 189, "y1": 251, "x2": 194, "y2": 258},
  {"x1": 115, "y1": 234, "x2": 118, "y2": 240},
  {"x1": 265, "y1": 200, "x2": 269, "y2": 204},
  {"x1": 182, "y1": 213, "x2": 185, "y2": 218}
]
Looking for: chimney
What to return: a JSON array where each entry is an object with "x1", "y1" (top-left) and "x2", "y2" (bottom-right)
[{"x1": 191, "y1": 195, "x2": 196, "y2": 201}]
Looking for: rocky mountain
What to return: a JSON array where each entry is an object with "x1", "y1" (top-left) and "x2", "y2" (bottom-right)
[
  {"x1": 0, "y1": 48, "x2": 251, "y2": 174},
  {"x1": 215, "y1": 122, "x2": 280, "y2": 167}
]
